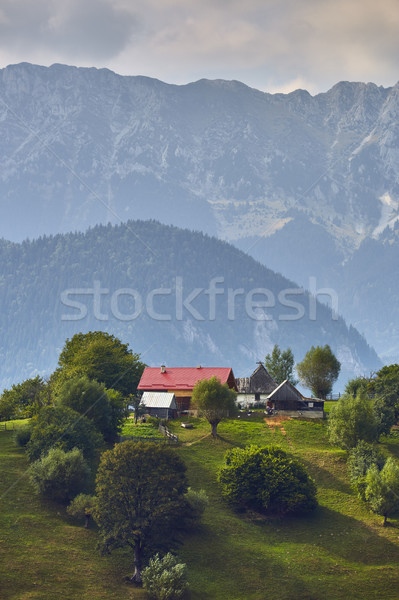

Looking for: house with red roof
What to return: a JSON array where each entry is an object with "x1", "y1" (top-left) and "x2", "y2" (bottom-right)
[{"x1": 138, "y1": 365, "x2": 237, "y2": 413}]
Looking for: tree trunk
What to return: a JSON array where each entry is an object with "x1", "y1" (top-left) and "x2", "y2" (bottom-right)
[
  {"x1": 84, "y1": 513, "x2": 90, "y2": 529},
  {"x1": 211, "y1": 421, "x2": 219, "y2": 437},
  {"x1": 383, "y1": 514, "x2": 388, "y2": 527},
  {"x1": 130, "y1": 538, "x2": 143, "y2": 584}
]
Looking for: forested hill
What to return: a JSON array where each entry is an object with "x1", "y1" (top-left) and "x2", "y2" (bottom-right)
[{"x1": 0, "y1": 220, "x2": 379, "y2": 391}]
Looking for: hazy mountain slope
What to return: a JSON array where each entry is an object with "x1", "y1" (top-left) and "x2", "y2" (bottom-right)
[
  {"x1": 1, "y1": 63, "x2": 398, "y2": 361},
  {"x1": 0, "y1": 221, "x2": 379, "y2": 392}
]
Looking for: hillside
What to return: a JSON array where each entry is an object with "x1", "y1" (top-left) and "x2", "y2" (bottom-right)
[
  {"x1": 0, "y1": 220, "x2": 379, "y2": 391},
  {"x1": 2, "y1": 413, "x2": 399, "y2": 599},
  {"x1": 0, "y1": 63, "x2": 398, "y2": 361}
]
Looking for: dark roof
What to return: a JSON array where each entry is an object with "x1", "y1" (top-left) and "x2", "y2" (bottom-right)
[
  {"x1": 236, "y1": 364, "x2": 277, "y2": 394},
  {"x1": 267, "y1": 379, "x2": 303, "y2": 401}
]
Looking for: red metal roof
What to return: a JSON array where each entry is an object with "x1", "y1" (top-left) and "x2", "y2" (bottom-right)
[{"x1": 138, "y1": 367, "x2": 236, "y2": 391}]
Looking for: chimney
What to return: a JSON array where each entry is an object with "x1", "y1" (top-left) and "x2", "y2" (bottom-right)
[
  {"x1": 161, "y1": 365, "x2": 166, "y2": 374},
  {"x1": 196, "y1": 365, "x2": 202, "y2": 369}
]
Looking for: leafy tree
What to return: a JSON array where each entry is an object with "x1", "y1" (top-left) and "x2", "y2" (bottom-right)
[
  {"x1": 347, "y1": 441, "x2": 386, "y2": 500},
  {"x1": 191, "y1": 376, "x2": 237, "y2": 437},
  {"x1": 56, "y1": 376, "x2": 125, "y2": 443},
  {"x1": 26, "y1": 405, "x2": 103, "y2": 462},
  {"x1": 142, "y1": 553, "x2": 188, "y2": 600},
  {"x1": 345, "y1": 376, "x2": 371, "y2": 397},
  {"x1": 94, "y1": 441, "x2": 189, "y2": 584},
  {"x1": 371, "y1": 364, "x2": 399, "y2": 420},
  {"x1": 373, "y1": 396, "x2": 396, "y2": 437},
  {"x1": 67, "y1": 493, "x2": 97, "y2": 528},
  {"x1": 218, "y1": 445, "x2": 317, "y2": 515},
  {"x1": 296, "y1": 344, "x2": 340, "y2": 398},
  {"x1": 29, "y1": 447, "x2": 90, "y2": 503},
  {"x1": 328, "y1": 391, "x2": 378, "y2": 450},
  {"x1": 365, "y1": 457, "x2": 399, "y2": 526},
  {"x1": 0, "y1": 376, "x2": 48, "y2": 420},
  {"x1": 128, "y1": 392, "x2": 144, "y2": 424},
  {"x1": 54, "y1": 331, "x2": 145, "y2": 397},
  {"x1": 265, "y1": 345, "x2": 297, "y2": 385}
]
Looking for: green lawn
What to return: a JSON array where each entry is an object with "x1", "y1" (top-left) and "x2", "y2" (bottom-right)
[{"x1": 2, "y1": 415, "x2": 399, "y2": 599}]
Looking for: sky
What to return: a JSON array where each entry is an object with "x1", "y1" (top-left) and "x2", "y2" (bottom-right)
[{"x1": 0, "y1": 0, "x2": 398, "y2": 94}]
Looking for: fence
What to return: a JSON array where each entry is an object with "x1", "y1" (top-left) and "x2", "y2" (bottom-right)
[
  {"x1": 119, "y1": 435, "x2": 177, "y2": 444},
  {"x1": 158, "y1": 424, "x2": 179, "y2": 443},
  {"x1": 0, "y1": 422, "x2": 16, "y2": 431}
]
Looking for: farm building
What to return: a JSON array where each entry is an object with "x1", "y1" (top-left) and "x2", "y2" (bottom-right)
[
  {"x1": 236, "y1": 363, "x2": 277, "y2": 406},
  {"x1": 141, "y1": 392, "x2": 177, "y2": 419},
  {"x1": 267, "y1": 380, "x2": 324, "y2": 418},
  {"x1": 138, "y1": 365, "x2": 237, "y2": 413}
]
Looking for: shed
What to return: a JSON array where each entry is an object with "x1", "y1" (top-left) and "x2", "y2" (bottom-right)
[
  {"x1": 141, "y1": 392, "x2": 177, "y2": 420},
  {"x1": 236, "y1": 363, "x2": 277, "y2": 406}
]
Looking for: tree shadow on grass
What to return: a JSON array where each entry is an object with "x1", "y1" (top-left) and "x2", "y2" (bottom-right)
[{"x1": 252, "y1": 504, "x2": 399, "y2": 566}]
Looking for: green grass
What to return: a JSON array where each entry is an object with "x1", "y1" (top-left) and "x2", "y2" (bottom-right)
[
  {"x1": 2, "y1": 415, "x2": 399, "y2": 599},
  {"x1": 121, "y1": 420, "x2": 164, "y2": 438}
]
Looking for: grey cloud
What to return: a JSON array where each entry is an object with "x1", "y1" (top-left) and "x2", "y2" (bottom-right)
[{"x1": 0, "y1": 0, "x2": 138, "y2": 60}]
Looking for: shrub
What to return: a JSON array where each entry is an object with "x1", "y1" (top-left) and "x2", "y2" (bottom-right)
[
  {"x1": 67, "y1": 493, "x2": 97, "y2": 528},
  {"x1": 14, "y1": 422, "x2": 33, "y2": 447},
  {"x1": 218, "y1": 445, "x2": 317, "y2": 515},
  {"x1": 347, "y1": 441, "x2": 386, "y2": 500},
  {"x1": 29, "y1": 447, "x2": 90, "y2": 502},
  {"x1": 142, "y1": 553, "x2": 188, "y2": 600},
  {"x1": 184, "y1": 488, "x2": 208, "y2": 529},
  {"x1": 146, "y1": 416, "x2": 161, "y2": 428},
  {"x1": 328, "y1": 391, "x2": 378, "y2": 449},
  {"x1": 365, "y1": 457, "x2": 399, "y2": 526},
  {"x1": 26, "y1": 405, "x2": 103, "y2": 462}
]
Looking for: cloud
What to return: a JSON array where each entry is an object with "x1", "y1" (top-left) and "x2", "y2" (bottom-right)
[
  {"x1": 0, "y1": 0, "x2": 137, "y2": 61},
  {"x1": 0, "y1": 0, "x2": 398, "y2": 93}
]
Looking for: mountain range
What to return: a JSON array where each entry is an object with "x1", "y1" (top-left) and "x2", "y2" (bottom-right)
[
  {"x1": 0, "y1": 220, "x2": 379, "y2": 392},
  {"x1": 0, "y1": 63, "x2": 398, "y2": 364}
]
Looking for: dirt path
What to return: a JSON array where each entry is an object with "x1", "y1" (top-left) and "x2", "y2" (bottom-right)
[{"x1": 265, "y1": 416, "x2": 293, "y2": 447}]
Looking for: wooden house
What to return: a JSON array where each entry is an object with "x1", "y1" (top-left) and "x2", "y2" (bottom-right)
[
  {"x1": 138, "y1": 365, "x2": 237, "y2": 413},
  {"x1": 236, "y1": 363, "x2": 277, "y2": 407},
  {"x1": 267, "y1": 380, "x2": 324, "y2": 418},
  {"x1": 141, "y1": 392, "x2": 177, "y2": 420}
]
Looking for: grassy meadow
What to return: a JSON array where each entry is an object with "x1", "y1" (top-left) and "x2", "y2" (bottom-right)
[{"x1": 2, "y1": 413, "x2": 399, "y2": 599}]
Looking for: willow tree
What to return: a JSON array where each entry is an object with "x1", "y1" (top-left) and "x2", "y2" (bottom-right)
[{"x1": 191, "y1": 376, "x2": 237, "y2": 437}]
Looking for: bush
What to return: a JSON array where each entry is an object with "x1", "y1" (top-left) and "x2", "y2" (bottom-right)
[
  {"x1": 142, "y1": 553, "x2": 188, "y2": 600},
  {"x1": 184, "y1": 488, "x2": 208, "y2": 529},
  {"x1": 146, "y1": 416, "x2": 161, "y2": 428},
  {"x1": 29, "y1": 447, "x2": 90, "y2": 502},
  {"x1": 14, "y1": 422, "x2": 33, "y2": 447},
  {"x1": 218, "y1": 445, "x2": 317, "y2": 515},
  {"x1": 26, "y1": 405, "x2": 103, "y2": 462},
  {"x1": 328, "y1": 391, "x2": 378, "y2": 449},
  {"x1": 67, "y1": 493, "x2": 97, "y2": 528},
  {"x1": 347, "y1": 441, "x2": 386, "y2": 500}
]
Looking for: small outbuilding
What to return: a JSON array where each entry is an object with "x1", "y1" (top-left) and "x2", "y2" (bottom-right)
[
  {"x1": 141, "y1": 392, "x2": 177, "y2": 420},
  {"x1": 267, "y1": 380, "x2": 324, "y2": 418}
]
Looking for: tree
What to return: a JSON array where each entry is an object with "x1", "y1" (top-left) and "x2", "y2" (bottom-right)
[
  {"x1": 0, "y1": 376, "x2": 47, "y2": 420},
  {"x1": 365, "y1": 458, "x2": 399, "y2": 526},
  {"x1": 29, "y1": 447, "x2": 90, "y2": 503},
  {"x1": 56, "y1": 376, "x2": 125, "y2": 443},
  {"x1": 191, "y1": 376, "x2": 237, "y2": 437},
  {"x1": 265, "y1": 345, "x2": 297, "y2": 385},
  {"x1": 26, "y1": 405, "x2": 103, "y2": 462},
  {"x1": 296, "y1": 345, "x2": 341, "y2": 398},
  {"x1": 128, "y1": 393, "x2": 144, "y2": 424},
  {"x1": 142, "y1": 553, "x2": 188, "y2": 600},
  {"x1": 94, "y1": 441, "x2": 189, "y2": 584},
  {"x1": 328, "y1": 391, "x2": 378, "y2": 450},
  {"x1": 217, "y1": 445, "x2": 317, "y2": 515},
  {"x1": 347, "y1": 440, "x2": 386, "y2": 500},
  {"x1": 53, "y1": 331, "x2": 145, "y2": 397},
  {"x1": 67, "y1": 494, "x2": 97, "y2": 528}
]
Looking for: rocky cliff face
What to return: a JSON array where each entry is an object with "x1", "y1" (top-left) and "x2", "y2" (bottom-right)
[{"x1": 1, "y1": 63, "x2": 398, "y2": 362}]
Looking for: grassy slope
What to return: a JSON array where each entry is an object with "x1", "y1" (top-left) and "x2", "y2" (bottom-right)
[
  {"x1": 169, "y1": 415, "x2": 399, "y2": 600},
  {"x1": 2, "y1": 415, "x2": 399, "y2": 599}
]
